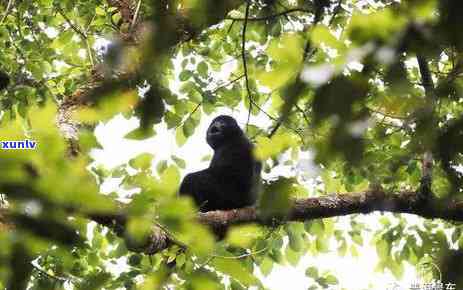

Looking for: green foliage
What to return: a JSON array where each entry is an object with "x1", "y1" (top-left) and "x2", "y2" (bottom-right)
[
  {"x1": 259, "y1": 178, "x2": 295, "y2": 220},
  {"x1": 1, "y1": 0, "x2": 463, "y2": 289},
  {"x1": 254, "y1": 132, "x2": 298, "y2": 161},
  {"x1": 348, "y1": 9, "x2": 407, "y2": 45},
  {"x1": 256, "y1": 33, "x2": 304, "y2": 90}
]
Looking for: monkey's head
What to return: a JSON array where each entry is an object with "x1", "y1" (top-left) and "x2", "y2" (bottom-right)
[{"x1": 206, "y1": 115, "x2": 243, "y2": 149}]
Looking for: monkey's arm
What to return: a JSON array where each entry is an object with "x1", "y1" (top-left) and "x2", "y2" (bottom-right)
[{"x1": 179, "y1": 170, "x2": 218, "y2": 211}]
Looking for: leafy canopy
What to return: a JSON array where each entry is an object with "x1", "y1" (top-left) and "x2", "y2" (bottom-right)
[{"x1": 1, "y1": 0, "x2": 463, "y2": 289}]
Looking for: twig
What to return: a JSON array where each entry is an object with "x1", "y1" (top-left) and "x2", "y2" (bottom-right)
[
  {"x1": 271, "y1": 0, "x2": 335, "y2": 135},
  {"x1": 249, "y1": 100, "x2": 306, "y2": 144},
  {"x1": 153, "y1": 221, "x2": 188, "y2": 249},
  {"x1": 295, "y1": 104, "x2": 310, "y2": 126},
  {"x1": 211, "y1": 74, "x2": 245, "y2": 94},
  {"x1": 175, "y1": 74, "x2": 245, "y2": 130},
  {"x1": 441, "y1": 59, "x2": 463, "y2": 85},
  {"x1": 130, "y1": 0, "x2": 142, "y2": 31},
  {"x1": 417, "y1": 55, "x2": 435, "y2": 100},
  {"x1": 329, "y1": 0, "x2": 343, "y2": 26},
  {"x1": 198, "y1": 229, "x2": 275, "y2": 269},
  {"x1": 56, "y1": 6, "x2": 87, "y2": 40},
  {"x1": 174, "y1": 102, "x2": 202, "y2": 130},
  {"x1": 366, "y1": 107, "x2": 408, "y2": 120},
  {"x1": 31, "y1": 262, "x2": 68, "y2": 283},
  {"x1": 227, "y1": 19, "x2": 236, "y2": 34},
  {"x1": 8, "y1": 30, "x2": 27, "y2": 62},
  {"x1": 241, "y1": 1, "x2": 253, "y2": 132},
  {"x1": 85, "y1": 39, "x2": 95, "y2": 67},
  {"x1": 0, "y1": 0, "x2": 14, "y2": 24},
  {"x1": 268, "y1": 122, "x2": 282, "y2": 138},
  {"x1": 84, "y1": 13, "x2": 96, "y2": 34},
  {"x1": 226, "y1": 8, "x2": 311, "y2": 22},
  {"x1": 211, "y1": 246, "x2": 269, "y2": 260},
  {"x1": 56, "y1": 5, "x2": 94, "y2": 66},
  {"x1": 197, "y1": 256, "x2": 215, "y2": 269},
  {"x1": 275, "y1": 2, "x2": 296, "y2": 30}
]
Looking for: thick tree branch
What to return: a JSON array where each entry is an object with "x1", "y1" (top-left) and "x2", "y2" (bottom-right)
[{"x1": 88, "y1": 189, "x2": 463, "y2": 254}]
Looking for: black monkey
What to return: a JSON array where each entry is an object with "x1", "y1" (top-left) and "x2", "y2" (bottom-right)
[{"x1": 179, "y1": 115, "x2": 261, "y2": 212}]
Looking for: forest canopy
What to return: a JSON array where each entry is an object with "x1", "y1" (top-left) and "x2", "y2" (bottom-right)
[{"x1": 1, "y1": 0, "x2": 463, "y2": 289}]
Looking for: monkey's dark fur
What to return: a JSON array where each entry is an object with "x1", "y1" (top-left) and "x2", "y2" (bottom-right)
[{"x1": 179, "y1": 115, "x2": 261, "y2": 212}]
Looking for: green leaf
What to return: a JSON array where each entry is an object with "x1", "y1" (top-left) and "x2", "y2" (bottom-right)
[
  {"x1": 95, "y1": 6, "x2": 105, "y2": 15},
  {"x1": 172, "y1": 155, "x2": 186, "y2": 169},
  {"x1": 286, "y1": 224, "x2": 304, "y2": 252},
  {"x1": 254, "y1": 132, "x2": 298, "y2": 161},
  {"x1": 128, "y1": 254, "x2": 142, "y2": 266},
  {"x1": 348, "y1": 9, "x2": 406, "y2": 45},
  {"x1": 259, "y1": 257, "x2": 273, "y2": 276},
  {"x1": 352, "y1": 233, "x2": 363, "y2": 246},
  {"x1": 156, "y1": 160, "x2": 168, "y2": 174},
  {"x1": 311, "y1": 25, "x2": 344, "y2": 51},
  {"x1": 226, "y1": 224, "x2": 262, "y2": 248},
  {"x1": 315, "y1": 236, "x2": 330, "y2": 253},
  {"x1": 124, "y1": 126, "x2": 156, "y2": 140},
  {"x1": 159, "y1": 165, "x2": 180, "y2": 195},
  {"x1": 305, "y1": 266, "x2": 319, "y2": 278},
  {"x1": 259, "y1": 178, "x2": 294, "y2": 220},
  {"x1": 165, "y1": 111, "x2": 182, "y2": 129},
  {"x1": 256, "y1": 33, "x2": 304, "y2": 90},
  {"x1": 285, "y1": 247, "x2": 301, "y2": 267},
  {"x1": 176, "y1": 253, "x2": 186, "y2": 268},
  {"x1": 129, "y1": 153, "x2": 154, "y2": 171},
  {"x1": 190, "y1": 89, "x2": 203, "y2": 103},
  {"x1": 269, "y1": 249, "x2": 284, "y2": 264},
  {"x1": 197, "y1": 61, "x2": 208, "y2": 78},
  {"x1": 212, "y1": 259, "x2": 258, "y2": 286},
  {"x1": 179, "y1": 70, "x2": 193, "y2": 82},
  {"x1": 305, "y1": 220, "x2": 325, "y2": 236},
  {"x1": 376, "y1": 239, "x2": 390, "y2": 259},
  {"x1": 324, "y1": 274, "x2": 338, "y2": 285},
  {"x1": 183, "y1": 118, "x2": 196, "y2": 137},
  {"x1": 175, "y1": 127, "x2": 187, "y2": 146}
]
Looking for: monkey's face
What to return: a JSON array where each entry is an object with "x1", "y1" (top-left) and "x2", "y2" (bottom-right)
[{"x1": 206, "y1": 115, "x2": 242, "y2": 149}]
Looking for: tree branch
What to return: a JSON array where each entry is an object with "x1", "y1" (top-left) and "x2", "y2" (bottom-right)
[
  {"x1": 0, "y1": 0, "x2": 14, "y2": 25},
  {"x1": 226, "y1": 8, "x2": 312, "y2": 21},
  {"x1": 417, "y1": 55, "x2": 435, "y2": 99},
  {"x1": 88, "y1": 189, "x2": 463, "y2": 255},
  {"x1": 416, "y1": 54, "x2": 436, "y2": 198},
  {"x1": 56, "y1": 6, "x2": 88, "y2": 40},
  {"x1": 241, "y1": 1, "x2": 253, "y2": 132}
]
